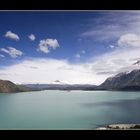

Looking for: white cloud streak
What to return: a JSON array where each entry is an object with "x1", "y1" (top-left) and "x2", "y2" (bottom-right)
[
  {"x1": 0, "y1": 47, "x2": 23, "y2": 58},
  {"x1": 0, "y1": 54, "x2": 5, "y2": 58},
  {"x1": 81, "y1": 11, "x2": 140, "y2": 42}
]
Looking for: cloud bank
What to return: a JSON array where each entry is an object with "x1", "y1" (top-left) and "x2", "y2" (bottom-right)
[
  {"x1": 0, "y1": 58, "x2": 97, "y2": 84},
  {"x1": 1, "y1": 32, "x2": 140, "y2": 85}
]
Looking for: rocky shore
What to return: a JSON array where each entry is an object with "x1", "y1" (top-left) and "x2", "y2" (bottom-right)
[{"x1": 96, "y1": 124, "x2": 140, "y2": 130}]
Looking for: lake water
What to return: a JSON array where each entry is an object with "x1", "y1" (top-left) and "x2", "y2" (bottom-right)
[{"x1": 0, "y1": 90, "x2": 140, "y2": 129}]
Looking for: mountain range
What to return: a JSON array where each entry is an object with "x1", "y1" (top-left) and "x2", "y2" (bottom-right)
[
  {"x1": 1, "y1": 69, "x2": 140, "y2": 93},
  {"x1": 24, "y1": 83, "x2": 96, "y2": 90},
  {"x1": 96, "y1": 69, "x2": 140, "y2": 91}
]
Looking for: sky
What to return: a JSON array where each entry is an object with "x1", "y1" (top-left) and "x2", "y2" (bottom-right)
[{"x1": 0, "y1": 11, "x2": 140, "y2": 85}]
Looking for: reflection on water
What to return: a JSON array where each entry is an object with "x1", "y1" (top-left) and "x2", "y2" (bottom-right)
[
  {"x1": 82, "y1": 98, "x2": 140, "y2": 109},
  {"x1": 81, "y1": 98, "x2": 140, "y2": 125}
]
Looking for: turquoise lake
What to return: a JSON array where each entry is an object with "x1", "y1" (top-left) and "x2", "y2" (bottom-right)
[{"x1": 0, "y1": 90, "x2": 140, "y2": 129}]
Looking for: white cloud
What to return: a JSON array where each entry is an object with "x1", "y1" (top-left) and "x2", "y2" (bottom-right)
[
  {"x1": 87, "y1": 33, "x2": 140, "y2": 80},
  {"x1": 75, "y1": 50, "x2": 85, "y2": 58},
  {"x1": 37, "y1": 45, "x2": 50, "y2": 53},
  {"x1": 118, "y1": 33, "x2": 140, "y2": 48},
  {"x1": 75, "y1": 53, "x2": 80, "y2": 58},
  {"x1": 37, "y1": 39, "x2": 60, "y2": 54},
  {"x1": 5, "y1": 31, "x2": 20, "y2": 41},
  {"x1": 0, "y1": 47, "x2": 23, "y2": 58},
  {"x1": 109, "y1": 45, "x2": 115, "y2": 49},
  {"x1": 0, "y1": 54, "x2": 5, "y2": 58},
  {"x1": 28, "y1": 34, "x2": 36, "y2": 41},
  {"x1": 45, "y1": 39, "x2": 59, "y2": 49}
]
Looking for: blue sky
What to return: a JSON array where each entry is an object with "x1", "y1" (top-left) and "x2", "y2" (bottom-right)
[
  {"x1": 0, "y1": 11, "x2": 111, "y2": 65},
  {"x1": 0, "y1": 11, "x2": 140, "y2": 84}
]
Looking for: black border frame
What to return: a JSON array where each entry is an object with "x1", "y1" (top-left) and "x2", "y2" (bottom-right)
[{"x1": 1, "y1": 0, "x2": 140, "y2": 138}]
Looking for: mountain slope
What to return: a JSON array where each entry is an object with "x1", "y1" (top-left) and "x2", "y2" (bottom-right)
[
  {"x1": 24, "y1": 84, "x2": 97, "y2": 90},
  {"x1": 0, "y1": 80, "x2": 39, "y2": 93},
  {"x1": 97, "y1": 69, "x2": 140, "y2": 90}
]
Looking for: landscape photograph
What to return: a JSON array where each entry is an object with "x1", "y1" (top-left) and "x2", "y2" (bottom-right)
[{"x1": 1, "y1": 10, "x2": 140, "y2": 130}]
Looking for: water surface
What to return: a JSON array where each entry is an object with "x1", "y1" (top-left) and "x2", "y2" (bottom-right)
[{"x1": 0, "y1": 90, "x2": 140, "y2": 129}]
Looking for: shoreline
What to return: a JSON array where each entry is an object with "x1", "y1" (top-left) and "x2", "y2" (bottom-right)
[{"x1": 96, "y1": 124, "x2": 140, "y2": 130}]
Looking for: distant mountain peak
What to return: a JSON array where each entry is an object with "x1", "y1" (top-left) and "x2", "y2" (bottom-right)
[
  {"x1": 52, "y1": 80, "x2": 69, "y2": 85},
  {"x1": 54, "y1": 80, "x2": 61, "y2": 83}
]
